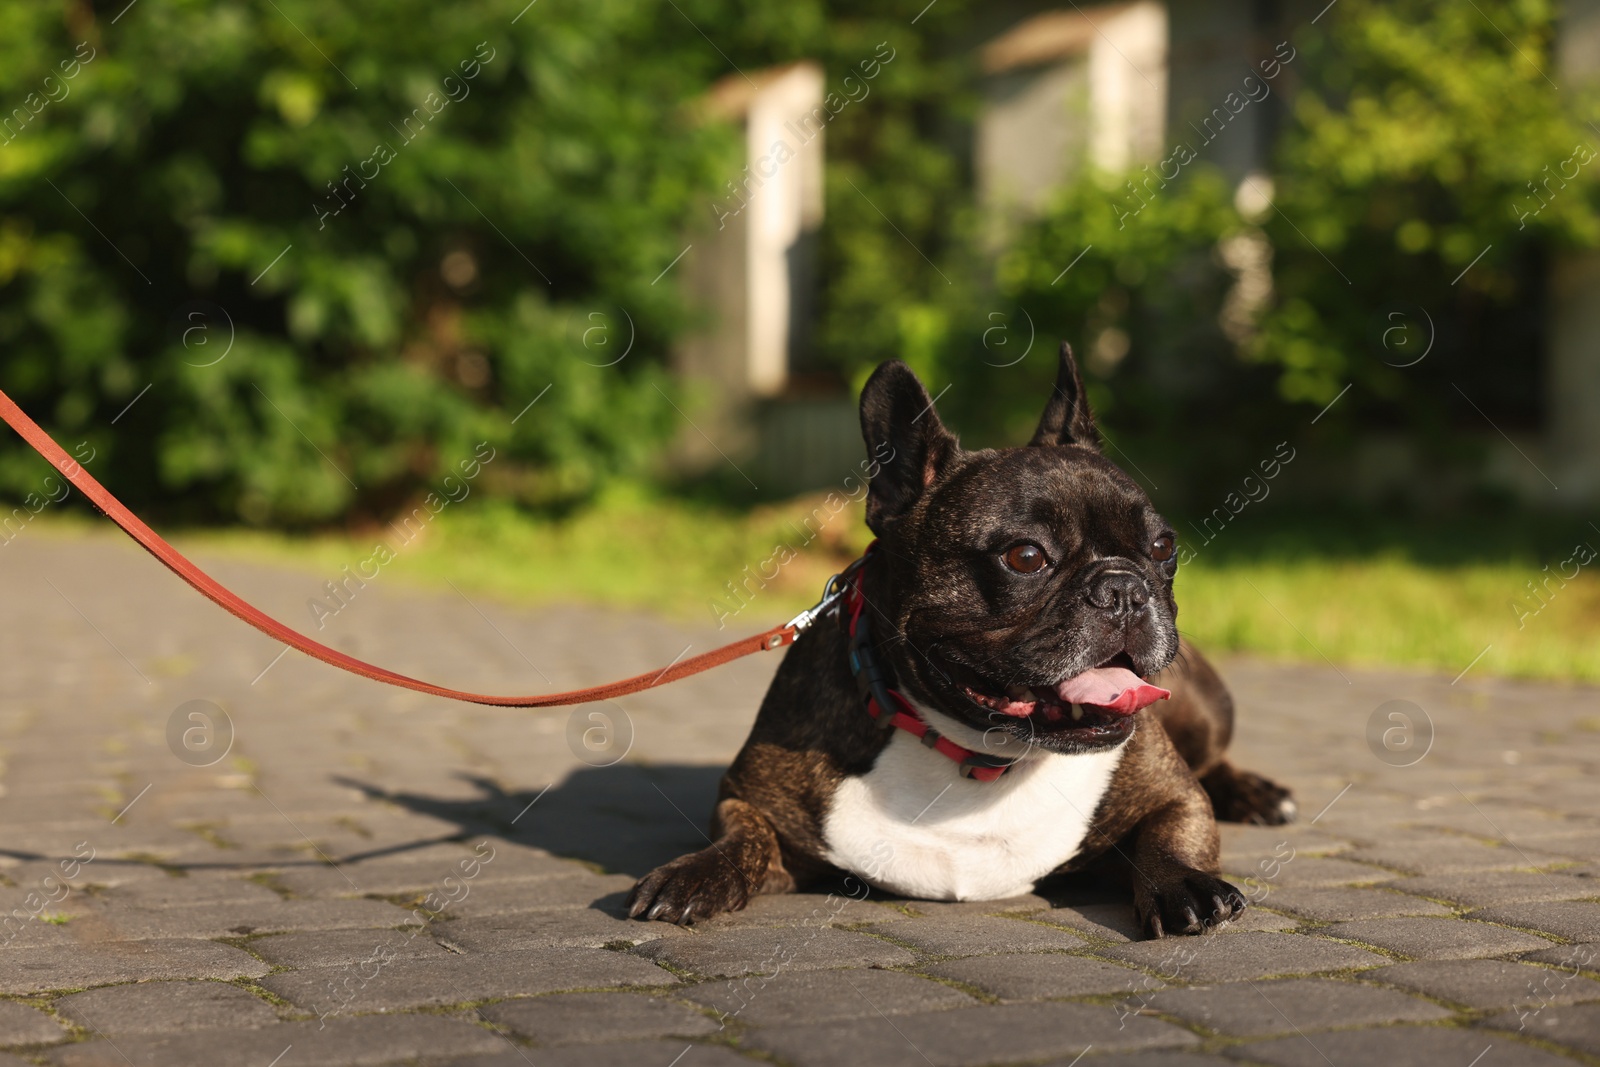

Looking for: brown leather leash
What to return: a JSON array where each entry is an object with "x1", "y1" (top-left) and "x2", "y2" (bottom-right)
[{"x1": 0, "y1": 388, "x2": 846, "y2": 707}]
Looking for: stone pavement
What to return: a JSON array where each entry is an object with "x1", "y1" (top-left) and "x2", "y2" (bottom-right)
[{"x1": 0, "y1": 531, "x2": 1598, "y2": 1066}]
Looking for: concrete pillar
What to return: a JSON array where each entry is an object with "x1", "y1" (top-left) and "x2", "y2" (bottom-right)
[
  {"x1": 976, "y1": 2, "x2": 1168, "y2": 219},
  {"x1": 1551, "y1": 0, "x2": 1600, "y2": 500},
  {"x1": 678, "y1": 63, "x2": 825, "y2": 403}
]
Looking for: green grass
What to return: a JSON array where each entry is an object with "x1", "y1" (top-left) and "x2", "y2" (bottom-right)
[
  {"x1": 52, "y1": 488, "x2": 1600, "y2": 684},
  {"x1": 179, "y1": 485, "x2": 876, "y2": 631},
  {"x1": 1176, "y1": 555, "x2": 1600, "y2": 683}
]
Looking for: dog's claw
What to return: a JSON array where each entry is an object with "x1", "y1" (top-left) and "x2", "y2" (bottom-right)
[
  {"x1": 628, "y1": 847, "x2": 751, "y2": 926},
  {"x1": 1137, "y1": 868, "x2": 1245, "y2": 939}
]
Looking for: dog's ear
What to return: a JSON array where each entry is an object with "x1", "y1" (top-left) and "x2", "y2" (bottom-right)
[
  {"x1": 1029, "y1": 341, "x2": 1100, "y2": 450},
  {"x1": 859, "y1": 360, "x2": 957, "y2": 535}
]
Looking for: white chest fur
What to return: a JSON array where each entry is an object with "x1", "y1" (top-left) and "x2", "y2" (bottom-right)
[{"x1": 820, "y1": 709, "x2": 1127, "y2": 902}]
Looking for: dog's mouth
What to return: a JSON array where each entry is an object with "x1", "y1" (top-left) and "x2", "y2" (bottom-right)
[{"x1": 940, "y1": 651, "x2": 1170, "y2": 738}]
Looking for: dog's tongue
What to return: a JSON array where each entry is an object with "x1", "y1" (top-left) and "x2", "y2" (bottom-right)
[{"x1": 1055, "y1": 667, "x2": 1170, "y2": 715}]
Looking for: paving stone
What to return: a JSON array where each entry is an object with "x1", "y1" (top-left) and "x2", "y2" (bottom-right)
[
  {"x1": 259, "y1": 947, "x2": 676, "y2": 1013},
  {"x1": 1054, "y1": 1055, "x2": 1234, "y2": 1067},
  {"x1": 1125, "y1": 976, "x2": 1449, "y2": 1036},
  {"x1": 1319, "y1": 917, "x2": 1553, "y2": 960},
  {"x1": 1369, "y1": 959, "x2": 1600, "y2": 1010},
  {"x1": 478, "y1": 991, "x2": 717, "y2": 1043},
  {"x1": 63, "y1": 898, "x2": 415, "y2": 939},
  {"x1": 1343, "y1": 840, "x2": 1567, "y2": 876},
  {"x1": 46, "y1": 1015, "x2": 502, "y2": 1066},
  {"x1": 925, "y1": 953, "x2": 1155, "y2": 1002},
  {"x1": 1046, "y1": 903, "x2": 1149, "y2": 942},
  {"x1": 25, "y1": 532, "x2": 1600, "y2": 1067},
  {"x1": 1218, "y1": 823, "x2": 1353, "y2": 857},
  {"x1": 1521, "y1": 833, "x2": 1600, "y2": 861},
  {"x1": 1102, "y1": 932, "x2": 1388, "y2": 982},
  {"x1": 1519, "y1": 942, "x2": 1600, "y2": 971},
  {"x1": 746, "y1": 1002, "x2": 1198, "y2": 1066},
  {"x1": 1408, "y1": 807, "x2": 1600, "y2": 841},
  {"x1": 1394, "y1": 870, "x2": 1600, "y2": 907},
  {"x1": 55, "y1": 981, "x2": 279, "y2": 1035},
  {"x1": 1483, "y1": 1002, "x2": 1600, "y2": 1055},
  {"x1": 633, "y1": 926, "x2": 914, "y2": 978},
  {"x1": 1225, "y1": 1025, "x2": 1568, "y2": 1067},
  {"x1": 1189, "y1": 907, "x2": 1302, "y2": 934},
  {"x1": 864, "y1": 915, "x2": 1085, "y2": 956},
  {"x1": 1220, "y1": 855, "x2": 1395, "y2": 888},
  {"x1": 900, "y1": 893, "x2": 1054, "y2": 918},
  {"x1": 432, "y1": 1042, "x2": 756, "y2": 1067},
  {"x1": 702, "y1": 890, "x2": 913, "y2": 927},
  {"x1": 1555, "y1": 863, "x2": 1600, "y2": 883},
  {"x1": 1260, "y1": 886, "x2": 1454, "y2": 922},
  {"x1": 0, "y1": 1000, "x2": 69, "y2": 1045},
  {"x1": 686, "y1": 966, "x2": 974, "y2": 1025},
  {"x1": 0, "y1": 939, "x2": 269, "y2": 994},
  {"x1": 403, "y1": 873, "x2": 638, "y2": 917},
  {"x1": 268, "y1": 844, "x2": 583, "y2": 897},
  {"x1": 1044, "y1": 903, "x2": 1289, "y2": 944},
  {"x1": 248, "y1": 926, "x2": 455, "y2": 968},
  {"x1": 429, "y1": 908, "x2": 689, "y2": 953},
  {"x1": 1472, "y1": 901, "x2": 1600, "y2": 942},
  {"x1": 89, "y1": 879, "x2": 285, "y2": 909},
  {"x1": 268, "y1": 856, "x2": 566, "y2": 899},
  {"x1": 0, "y1": 918, "x2": 95, "y2": 951}
]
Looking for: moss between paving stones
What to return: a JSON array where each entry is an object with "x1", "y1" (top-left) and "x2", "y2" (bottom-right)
[
  {"x1": 116, "y1": 852, "x2": 187, "y2": 878},
  {"x1": 245, "y1": 872, "x2": 296, "y2": 900}
]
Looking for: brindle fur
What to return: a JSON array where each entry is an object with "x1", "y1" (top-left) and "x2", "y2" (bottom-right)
[{"x1": 627, "y1": 346, "x2": 1294, "y2": 936}]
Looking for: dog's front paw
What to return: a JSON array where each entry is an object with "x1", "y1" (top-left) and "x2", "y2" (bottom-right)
[
  {"x1": 1134, "y1": 869, "x2": 1245, "y2": 939},
  {"x1": 627, "y1": 848, "x2": 751, "y2": 925}
]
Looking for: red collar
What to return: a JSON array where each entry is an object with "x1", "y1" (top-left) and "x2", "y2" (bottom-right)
[{"x1": 839, "y1": 551, "x2": 1014, "y2": 783}]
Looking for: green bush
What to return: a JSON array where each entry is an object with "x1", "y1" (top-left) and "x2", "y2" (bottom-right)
[
  {"x1": 0, "y1": 1, "x2": 745, "y2": 523},
  {"x1": 0, "y1": 0, "x2": 986, "y2": 524}
]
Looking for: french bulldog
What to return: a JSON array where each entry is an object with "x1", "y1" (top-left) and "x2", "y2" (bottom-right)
[{"x1": 627, "y1": 343, "x2": 1295, "y2": 938}]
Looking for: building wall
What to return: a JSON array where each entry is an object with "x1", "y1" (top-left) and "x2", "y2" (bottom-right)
[
  {"x1": 1551, "y1": 0, "x2": 1600, "y2": 502},
  {"x1": 976, "y1": 2, "x2": 1168, "y2": 223}
]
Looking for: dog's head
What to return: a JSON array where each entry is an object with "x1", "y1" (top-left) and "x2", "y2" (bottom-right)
[{"x1": 858, "y1": 343, "x2": 1178, "y2": 755}]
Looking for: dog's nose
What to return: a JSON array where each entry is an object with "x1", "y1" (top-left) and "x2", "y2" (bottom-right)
[{"x1": 1087, "y1": 570, "x2": 1149, "y2": 618}]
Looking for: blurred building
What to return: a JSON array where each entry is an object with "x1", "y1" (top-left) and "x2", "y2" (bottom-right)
[
  {"x1": 974, "y1": 1, "x2": 1313, "y2": 202},
  {"x1": 675, "y1": 2, "x2": 1319, "y2": 495},
  {"x1": 681, "y1": 63, "x2": 824, "y2": 402},
  {"x1": 977, "y1": 2, "x2": 1169, "y2": 222},
  {"x1": 676, "y1": 1, "x2": 1600, "y2": 504},
  {"x1": 1554, "y1": 0, "x2": 1600, "y2": 502},
  {"x1": 674, "y1": 62, "x2": 862, "y2": 494}
]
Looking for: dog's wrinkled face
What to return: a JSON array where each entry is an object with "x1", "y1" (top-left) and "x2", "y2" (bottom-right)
[{"x1": 860, "y1": 344, "x2": 1178, "y2": 755}]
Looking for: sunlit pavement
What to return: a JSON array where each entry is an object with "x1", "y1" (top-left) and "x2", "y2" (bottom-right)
[{"x1": 0, "y1": 532, "x2": 1597, "y2": 1065}]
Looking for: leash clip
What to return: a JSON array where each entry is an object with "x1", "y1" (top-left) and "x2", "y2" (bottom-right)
[{"x1": 782, "y1": 560, "x2": 860, "y2": 635}]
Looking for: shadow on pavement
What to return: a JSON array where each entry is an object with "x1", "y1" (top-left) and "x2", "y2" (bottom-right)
[{"x1": 335, "y1": 763, "x2": 727, "y2": 878}]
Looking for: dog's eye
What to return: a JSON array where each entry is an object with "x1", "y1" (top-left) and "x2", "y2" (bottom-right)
[
  {"x1": 1151, "y1": 536, "x2": 1175, "y2": 563},
  {"x1": 1003, "y1": 543, "x2": 1048, "y2": 574}
]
